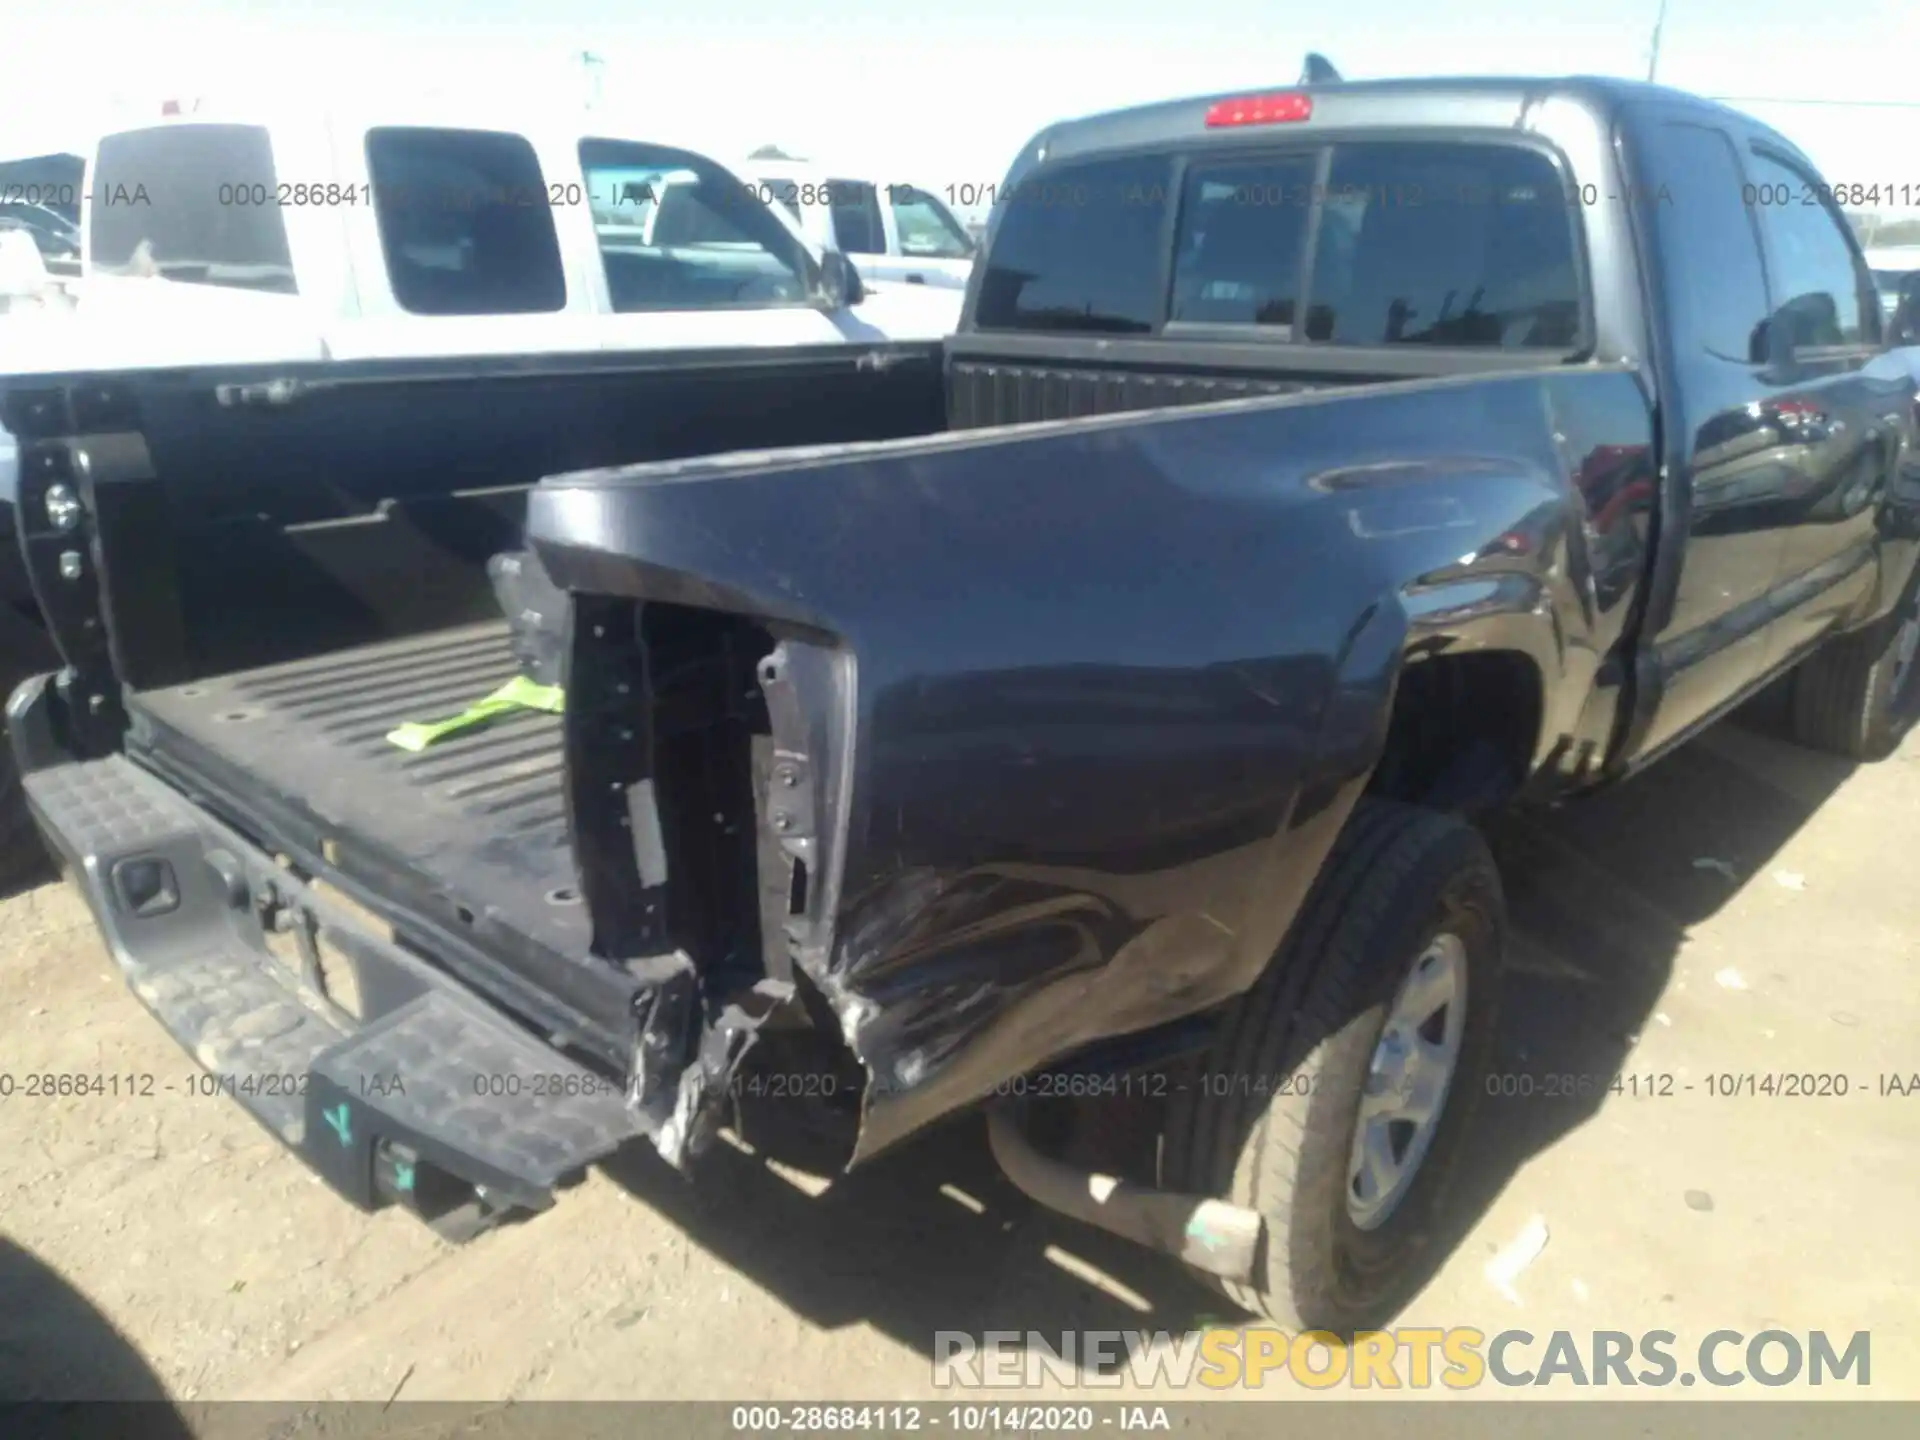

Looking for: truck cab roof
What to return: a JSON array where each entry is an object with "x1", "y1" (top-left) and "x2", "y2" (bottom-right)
[{"x1": 1020, "y1": 74, "x2": 1813, "y2": 174}]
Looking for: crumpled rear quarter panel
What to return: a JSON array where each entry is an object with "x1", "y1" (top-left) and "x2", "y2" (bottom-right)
[{"x1": 529, "y1": 366, "x2": 1655, "y2": 1159}]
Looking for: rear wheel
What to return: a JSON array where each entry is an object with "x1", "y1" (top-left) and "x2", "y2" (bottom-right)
[
  {"x1": 1164, "y1": 800, "x2": 1504, "y2": 1331},
  {"x1": 1788, "y1": 601, "x2": 1920, "y2": 761}
]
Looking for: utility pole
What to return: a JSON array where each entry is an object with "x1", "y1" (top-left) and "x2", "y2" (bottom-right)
[
  {"x1": 580, "y1": 50, "x2": 605, "y2": 111},
  {"x1": 1646, "y1": 0, "x2": 1670, "y2": 82}
]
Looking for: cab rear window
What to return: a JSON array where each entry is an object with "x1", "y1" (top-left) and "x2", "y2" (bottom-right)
[
  {"x1": 89, "y1": 125, "x2": 297, "y2": 294},
  {"x1": 1170, "y1": 154, "x2": 1316, "y2": 329},
  {"x1": 1307, "y1": 144, "x2": 1580, "y2": 348},
  {"x1": 976, "y1": 139, "x2": 1583, "y2": 351},
  {"x1": 973, "y1": 154, "x2": 1172, "y2": 334}
]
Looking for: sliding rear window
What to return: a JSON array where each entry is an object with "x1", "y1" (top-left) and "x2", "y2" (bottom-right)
[
  {"x1": 1169, "y1": 154, "x2": 1316, "y2": 329},
  {"x1": 975, "y1": 139, "x2": 1584, "y2": 351}
]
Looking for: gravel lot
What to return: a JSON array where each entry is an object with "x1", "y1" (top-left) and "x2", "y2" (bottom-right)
[{"x1": 2, "y1": 711, "x2": 1917, "y2": 1406}]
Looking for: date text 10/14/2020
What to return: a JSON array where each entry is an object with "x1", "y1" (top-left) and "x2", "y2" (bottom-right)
[
  {"x1": 4, "y1": 1067, "x2": 1917, "y2": 1103},
  {"x1": 984, "y1": 1068, "x2": 1920, "y2": 1102}
]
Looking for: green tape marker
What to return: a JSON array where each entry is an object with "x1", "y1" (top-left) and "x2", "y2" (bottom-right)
[
  {"x1": 387, "y1": 675, "x2": 564, "y2": 753},
  {"x1": 322, "y1": 1101, "x2": 353, "y2": 1147}
]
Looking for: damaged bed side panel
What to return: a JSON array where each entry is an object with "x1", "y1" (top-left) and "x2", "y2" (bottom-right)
[{"x1": 529, "y1": 367, "x2": 1657, "y2": 1162}]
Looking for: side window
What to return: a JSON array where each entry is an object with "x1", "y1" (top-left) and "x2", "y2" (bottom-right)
[
  {"x1": 1307, "y1": 142, "x2": 1581, "y2": 348},
  {"x1": 828, "y1": 181, "x2": 885, "y2": 254},
  {"x1": 1747, "y1": 152, "x2": 1876, "y2": 349},
  {"x1": 88, "y1": 125, "x2": 296, "y2": 294},
  {"x1": 1634, "y1": 122, "x2": 1770, "y2": 363},
  {"x1": 1169, "y1": 154, "x2": 1316, "y2": 328},
  {"x1": 578, "y1": 140, "x2": 815, "y2": 312},
  {"x1": 973, "y1": 153, "x2": 1173, "y2": 335},
  {"x1": 886, "y1": 185, "x2": 973, "y2": 259},
  {"x1": 365, "y1": 128, "x2": 565, "y2": 316}
]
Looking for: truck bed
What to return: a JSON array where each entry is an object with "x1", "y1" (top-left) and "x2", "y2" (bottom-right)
[{"x1": 124, "y1": 621, "x2": 588, "y2": 963}]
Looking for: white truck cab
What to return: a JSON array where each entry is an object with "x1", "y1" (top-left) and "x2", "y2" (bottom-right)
[
  {"x1": 0, "y1": 102, "x2": 962, "y2": 375},
  {"x1": 734, "y1": 159, "x2": 977, "y2": 294}
]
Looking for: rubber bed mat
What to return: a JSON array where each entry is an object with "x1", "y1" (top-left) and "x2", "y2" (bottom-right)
[{"x1": 124, "y1": 622, "x2": 590, "y2": 961}]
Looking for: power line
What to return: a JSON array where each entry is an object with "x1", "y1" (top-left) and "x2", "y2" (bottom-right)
[{"x1": 580, "y1": 51, "x2": 605, "y2": 112}]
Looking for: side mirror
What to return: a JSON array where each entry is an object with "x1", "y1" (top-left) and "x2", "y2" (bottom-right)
[
  {"x1": 819, "y1": 249, "x2": 864, "y2": 309},
  {"x1": 1748, "y1": 313, "x2": 1797, "y2": 374}
]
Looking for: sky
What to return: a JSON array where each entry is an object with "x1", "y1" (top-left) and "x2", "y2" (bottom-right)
[{"x1": 2, "y1": 0, "x2": 1917, "y2": 220}]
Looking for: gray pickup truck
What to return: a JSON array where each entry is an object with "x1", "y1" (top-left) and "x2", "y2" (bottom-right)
[
  {"x1": 6, "y1": 73, "x2": 1919, "y2": 1333},
  {"x1": 1, "y1": 427, "x2": 60, "y2": 887}
]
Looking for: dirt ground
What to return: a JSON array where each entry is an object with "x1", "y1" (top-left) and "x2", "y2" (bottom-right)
[{"x1": 2, "y1": 709, "x2": 1918, "y2": 1407}]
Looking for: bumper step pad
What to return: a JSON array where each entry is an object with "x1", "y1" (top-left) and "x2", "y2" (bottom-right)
[
  {"x1": 22, "y1": 750, "x2": 639, "y2": 1236},
  {"x1": 305, "y1": 991, "x2": 634, "y2": 1215}
]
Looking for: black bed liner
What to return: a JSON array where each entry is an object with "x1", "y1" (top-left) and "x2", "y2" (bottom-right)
[{"x1": 124, "y1": 622, "x2": 590, "y2": 965}]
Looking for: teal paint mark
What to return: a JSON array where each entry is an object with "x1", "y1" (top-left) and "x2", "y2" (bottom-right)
[
  {"x1": 1185, "y1": 1213, "x2": 1227, "y2": 1253},
  {"x1": 322, "y1": 1102, "x2": 352, "y2": 1147},
  {"x1": 394, "y1": 1161, "x2": 416, "y2": 1193}
]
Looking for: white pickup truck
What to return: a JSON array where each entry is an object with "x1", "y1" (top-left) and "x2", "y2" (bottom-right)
[
  {"x1": 0, "y1": 102, "x2": 961, "y2": 885},
  {"x1": 734, "y1": 159, "x2": 977, "y2": 293},
  {"x1": 0, "y1": 101, "x2": 963, "y2": 373}
]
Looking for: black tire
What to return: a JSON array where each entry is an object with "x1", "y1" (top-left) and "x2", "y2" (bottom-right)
[
  {"x1": 1787, "y1": 600, "x2": 1920, "y2": 762},
  {"x1": 1164, "y1": 799, "x2": 1504, "y2": 1332}
]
